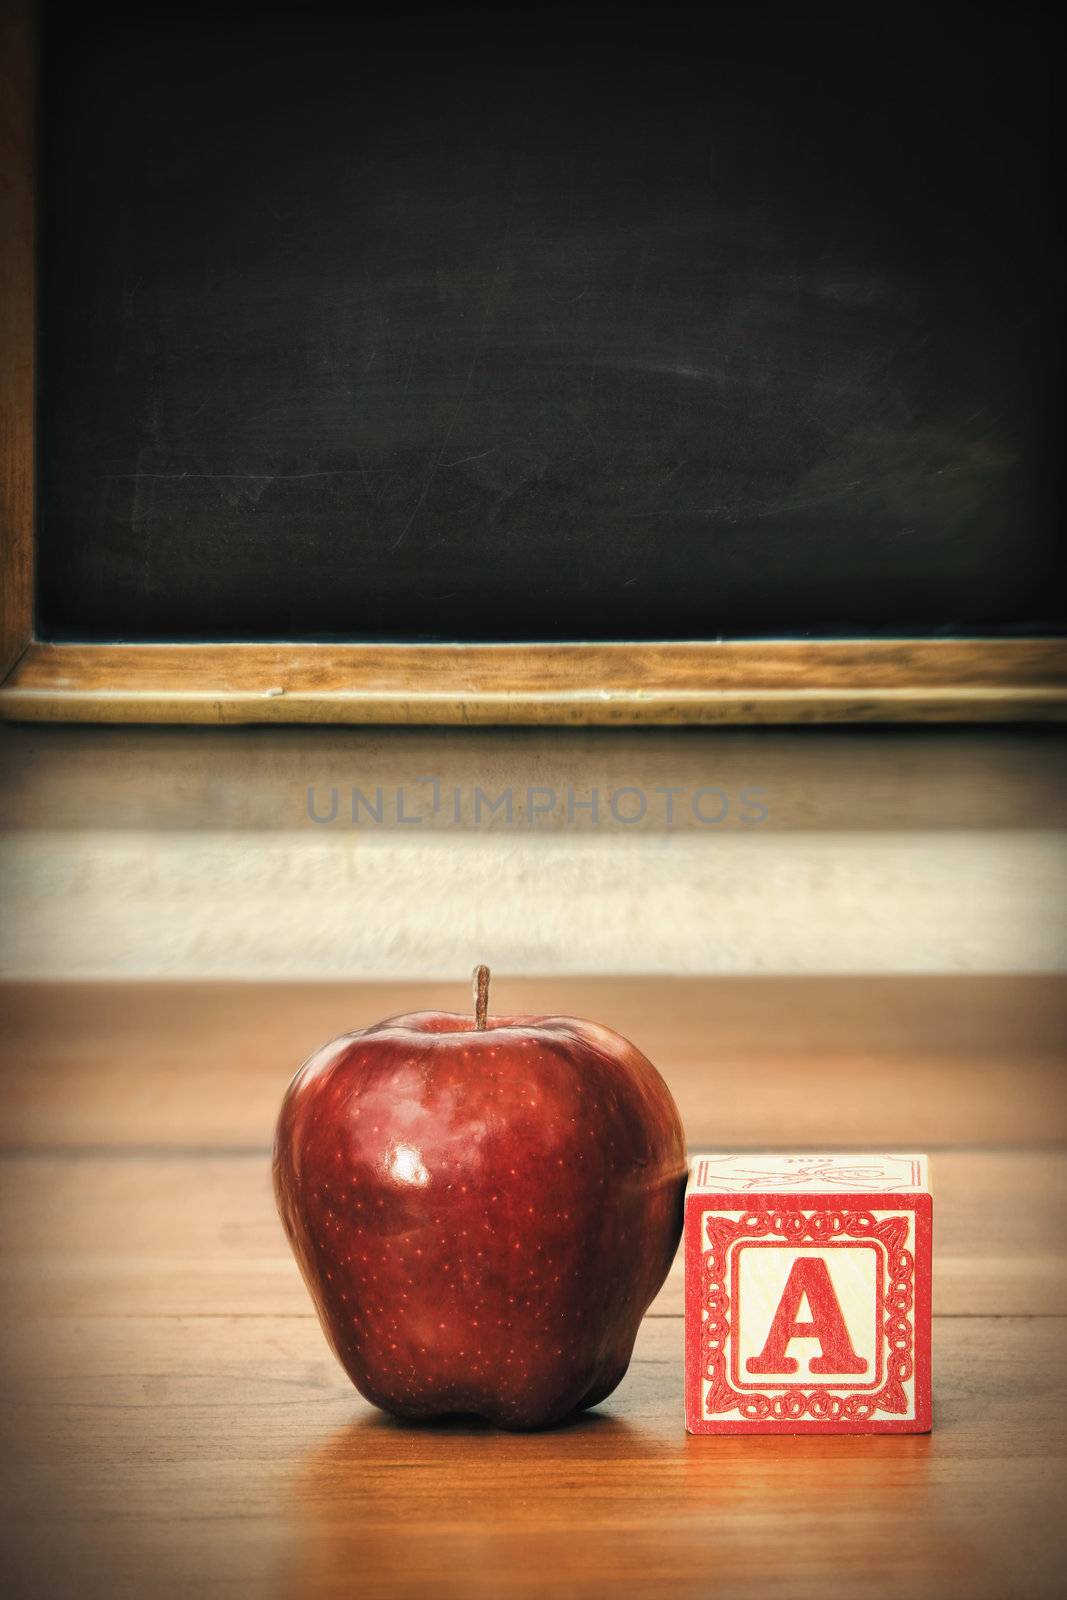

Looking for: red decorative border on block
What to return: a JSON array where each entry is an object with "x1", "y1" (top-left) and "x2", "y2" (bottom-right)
[{"x1": 700, "y1": 1207, "x2": 914, "y2": 1424}]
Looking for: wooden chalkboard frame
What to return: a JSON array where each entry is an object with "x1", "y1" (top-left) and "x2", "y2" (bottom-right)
[{"x1": 2, "y1": 2, "x2": 1065, "y2": 726}]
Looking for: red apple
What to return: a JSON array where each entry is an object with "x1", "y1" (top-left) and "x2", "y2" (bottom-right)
[{"x1": 273, "y1": 967, "x2": 686, "y2": 1429}]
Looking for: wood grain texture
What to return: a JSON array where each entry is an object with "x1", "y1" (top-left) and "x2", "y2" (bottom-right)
[
  {"x1": 2, "y1": 1313, "x2": 1065, "y2": 1600},
  {"x1": 3, "y1": 640, "x2": 1066, "y2": 724},
  {"x1": 3, "y1": 978, "x2": 1064, "y2": 1150},
  {"x1": 2, "y1": 1149, "x2": 1064, "y2": 1321},
  {"x1": 0, "y1": 0, "x2": 34, "y2": 681},
  {"x1": 1, "y1": 976, "x2": 1065, "y2": 1597}
]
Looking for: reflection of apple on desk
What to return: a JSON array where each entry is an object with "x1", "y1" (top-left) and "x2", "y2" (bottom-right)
[{"x1": 274, "y1": 966, "x2": 686, "y2": 1429}]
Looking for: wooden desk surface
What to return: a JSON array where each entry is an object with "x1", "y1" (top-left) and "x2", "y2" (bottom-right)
[{"x1": 1, "y1": 976, "x2": 1065, "y2": 1599}]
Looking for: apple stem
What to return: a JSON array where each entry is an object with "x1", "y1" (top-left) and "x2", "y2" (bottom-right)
[{"x1": 473, "y1": 964, "x2": 490, "y2": 1030}]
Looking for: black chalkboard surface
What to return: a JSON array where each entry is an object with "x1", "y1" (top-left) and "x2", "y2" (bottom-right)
[{"x1": 37, "y1": 4, "x2": 1062, "y2": 643}]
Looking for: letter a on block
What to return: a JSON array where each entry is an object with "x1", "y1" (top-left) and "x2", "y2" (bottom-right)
[
  {"x1": 684, "y1": 1152, "x2": 933, "y2": 1433},
  {"x1": 745, "y1": 1256, "x2": 868, "y2": 1376}
]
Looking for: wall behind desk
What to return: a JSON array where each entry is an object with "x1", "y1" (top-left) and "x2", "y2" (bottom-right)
[{"x1": 1, "y1": 726, "x2": 1064, "y2": 978}]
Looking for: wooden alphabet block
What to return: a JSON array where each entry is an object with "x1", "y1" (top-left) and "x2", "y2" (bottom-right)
[{"x1": 684, "y1": 1154, "x2": 932, "y2": 1434}]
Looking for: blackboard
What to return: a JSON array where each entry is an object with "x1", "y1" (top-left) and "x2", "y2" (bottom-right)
[{"x1": 36, "y1": 4, "x2": 1062, "y2": 644}]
